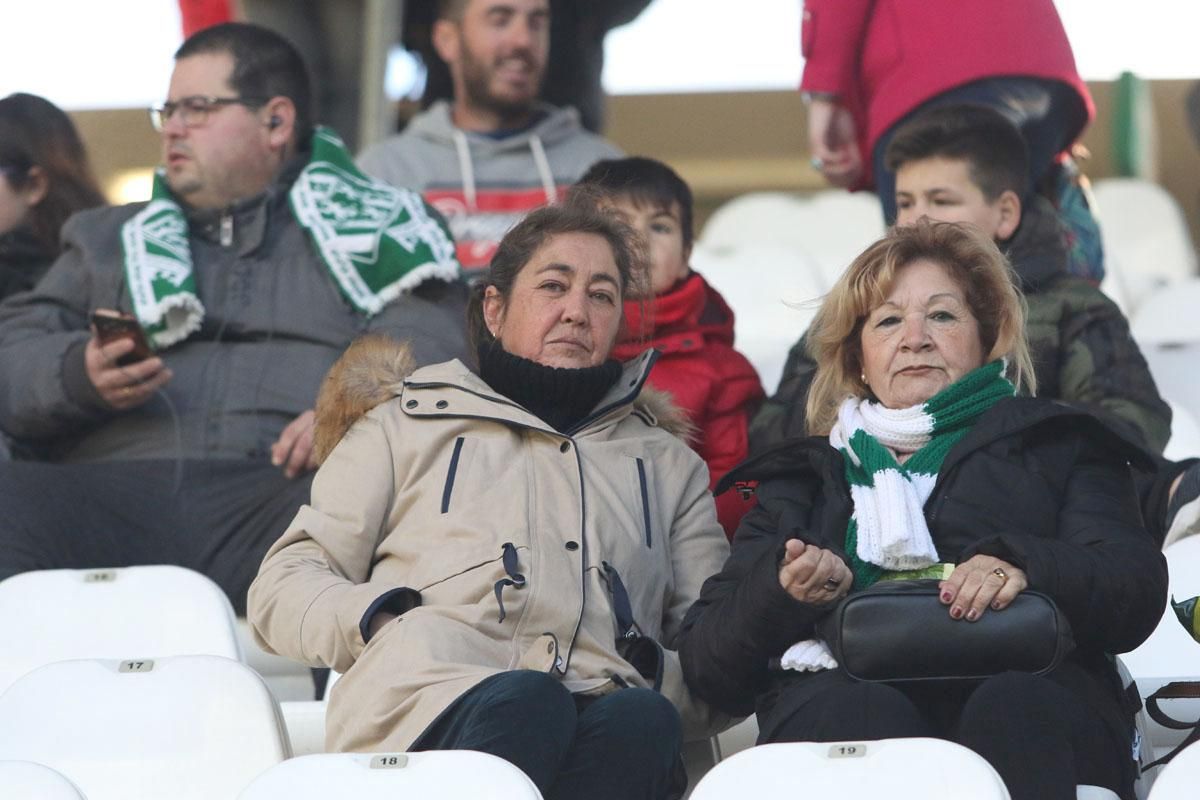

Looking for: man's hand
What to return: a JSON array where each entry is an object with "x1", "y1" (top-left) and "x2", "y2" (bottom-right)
[
  {"x1": 807, "y1": 97, "x2": 864, "y2": 188},
  {"x1": 779, "y1": 539, "x2": 852, "y2": 605},
  {"x1": 940, "y1": 555, "x2": 1028, "y2": 622},
  {"x1": 85, "y1": 334, "x2": 172, "y2": 411},
  {"x1": 271, "y1": 409, "x2": 318, "y2": 479}
]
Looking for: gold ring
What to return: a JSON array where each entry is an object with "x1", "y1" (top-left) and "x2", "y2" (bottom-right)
[
  {"x1": 121, "y1": 386, "x2": 133, "y2": 397},
  {"x1": 993, "y1": 567, "x2": 1008, "y2": 581}
]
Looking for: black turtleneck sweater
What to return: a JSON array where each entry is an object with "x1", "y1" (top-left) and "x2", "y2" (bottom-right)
[{"x1": 477, "y1": 342, "x2": 622, "y2": 433}]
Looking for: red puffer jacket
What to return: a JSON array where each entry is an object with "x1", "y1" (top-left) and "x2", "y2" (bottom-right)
[
  {"x1": 614, "y1": 273, "x2": 765, "y2": 539},
  {"x1": 799, "y1": 0, "x2": 1093, "y2": 187}
]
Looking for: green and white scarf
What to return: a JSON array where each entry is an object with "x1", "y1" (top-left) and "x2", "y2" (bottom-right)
[
  {"x1": 780, "y1": 360, "x2": 1015, "y2": 673},
  {"x1": 120, "y1": 127, "x2": 460, "y2": 349}
]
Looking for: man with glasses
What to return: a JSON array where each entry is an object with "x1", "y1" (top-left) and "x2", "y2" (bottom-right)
[{"x1": 0, "y1": 23, "x2": 469, "y2": 616}]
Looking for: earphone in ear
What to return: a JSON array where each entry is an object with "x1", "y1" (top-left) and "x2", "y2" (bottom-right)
[{"x1": 267, "y1": 115, "x2": 282, "y2": 129}]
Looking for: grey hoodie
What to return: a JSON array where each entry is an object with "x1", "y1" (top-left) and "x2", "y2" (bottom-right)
[{"x1": 358, "y1": 101, "x2": 622, "y2": 271}]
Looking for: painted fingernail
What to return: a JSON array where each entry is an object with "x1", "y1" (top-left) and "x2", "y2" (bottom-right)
[
  {"x1": 966, "y1": 609, "x2": 979, "y2": 621},
  {"x1": 940, "y1": 591, "x2": 953, "y2": 603},
  {"x1": 950, "y1": 606, "x2": 963, "y2": 619}
]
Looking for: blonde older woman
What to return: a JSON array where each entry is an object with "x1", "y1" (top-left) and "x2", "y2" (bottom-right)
[
  {"x1": 678, "y1": 221, "x2": 1165, "y2": 800},
  {"x1": 248, "y1": 198, "x2": 729, "y2": 800}
]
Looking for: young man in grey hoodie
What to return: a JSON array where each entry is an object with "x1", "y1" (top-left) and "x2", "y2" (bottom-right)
[{"x1": 357, "y1": 0, "x2": 622, "y2": 274}]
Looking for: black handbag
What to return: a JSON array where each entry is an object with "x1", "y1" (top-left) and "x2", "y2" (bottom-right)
[{"x1": 815, "y1": 579, "x2": 1075, "y2": 682}]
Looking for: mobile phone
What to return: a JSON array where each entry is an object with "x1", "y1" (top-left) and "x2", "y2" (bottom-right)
[{"x1": 90, "y1": 310, "x2": 154, "y2": 366}]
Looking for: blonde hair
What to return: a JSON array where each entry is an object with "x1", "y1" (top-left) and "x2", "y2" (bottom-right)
[{"x1": 805, "y1": 220, "x2": 1034, "y2": 435}]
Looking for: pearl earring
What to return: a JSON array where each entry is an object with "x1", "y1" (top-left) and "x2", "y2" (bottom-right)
[{"x1": 861, "y1": 372, "x2": 868, "y2": 385}]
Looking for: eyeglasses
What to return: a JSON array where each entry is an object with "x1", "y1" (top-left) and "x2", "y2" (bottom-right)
[{"x1": 149, "y1": 95, "x2": 266, "y2": 132}]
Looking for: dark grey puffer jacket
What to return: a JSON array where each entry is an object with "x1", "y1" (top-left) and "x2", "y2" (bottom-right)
[{"x1": 0, "y1": 164, "x2": 469, "y2": 463}]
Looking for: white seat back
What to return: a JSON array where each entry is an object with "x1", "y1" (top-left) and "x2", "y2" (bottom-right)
[
  {"x1": 802, "y1": 191, "x2": 886, "y2": 291},
  {"x1": 1164, "y1": 400, "x2": 1200, "y2": 465},
  {"x1": 0, "y1": 760, "x2": 87, "y2": 799},
  {"x1": 699, "y1": 193, "x2": 814, "y2": 254},
  {"x1": 0, "y1": 655, "x2": 289, "y2": 800},
  {"x1": 1092, "y1": 179, "x2": 1198, "y2": 313},
  {"x1": 237, "y1": 751, "x2": 543, "y2": 798},
  {"x1": 691, "y1": 243, "x2": 826, "y2": 393},
  {"x1": 1131, "y1": 278, "x2": 1200, "y2": 348},
  {"x1": 1121, "y1": 536, "x2": 1200, "y2": 762},
  {"x1": 1147, "y1": 739, "x2": 1200, "y2": 799},
  {"x1": 689, "y1": 738, "x2": 1010, "y2": 798},
  {"x1": 0, "y1": 566, "x2": 241, "y2": 695}
]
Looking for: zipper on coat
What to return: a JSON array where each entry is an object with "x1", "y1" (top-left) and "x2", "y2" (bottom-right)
[
  {"x1": 493, "y1": 542, "x2": 526, "y2": 623},
  {"x1": 635, "y1": 457, "x2": 652, "y2": 548},
  {"x1": 441, "y1": 437, "x2": 465, "y2": 514},
  {"x1": 219, "y1": 211, "x2": 234, "y2": 247}
]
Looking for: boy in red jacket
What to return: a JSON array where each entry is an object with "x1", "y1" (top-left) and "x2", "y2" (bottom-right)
[{"x1": 575, "y1": 157, "x2": 764, "y2": 538}]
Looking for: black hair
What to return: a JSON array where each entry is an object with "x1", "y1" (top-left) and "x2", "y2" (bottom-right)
[
  {"x1": 573, "y1": 156, "x2": 695, "y2": 249},
  {"x1": 466, "y1": 190, "x2": 648, "y2": 347},
  {"x1": 0, "y1": 93, "x2": 105, "y2": 252},
  {"x1": 174, "y1": 22, "x2": 314, "y2": 148},
  {"x1": 884, "y1": 105, "x2": 1030, "y2": 201}
]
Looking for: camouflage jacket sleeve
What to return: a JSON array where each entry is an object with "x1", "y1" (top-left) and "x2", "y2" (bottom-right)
[
  {"x1": 747, "y1": 332, "x2": 818, "y2": 456},
  {"x1": 1029, "y1": 277, "x2": 1171, "y2": 454}
]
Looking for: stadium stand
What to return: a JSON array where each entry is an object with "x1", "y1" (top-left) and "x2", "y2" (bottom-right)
[
  {"x1": 1092, "y1": 179, "x2": 1199, "y2": 314},
  {"x1": 0, "y1": 655, "x2": 289, "y2": 799},
  {"x1": 688, "y1": 739, "x2": 1012, "y2": 798},
  {"x1": 237, "y1": 751, "x2": 544, "y2": 799},
  {"x1": 0, "y1": 565, "x2": 240, "y2": 696}
]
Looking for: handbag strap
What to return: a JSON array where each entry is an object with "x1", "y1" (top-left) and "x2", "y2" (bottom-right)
[{"x1": 1144, "y1": 681, "x2": 1200, "y2": 769}]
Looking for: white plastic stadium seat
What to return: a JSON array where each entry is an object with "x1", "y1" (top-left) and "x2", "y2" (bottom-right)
[
  {"x1": 802, "y1": 190, "x2": 886, "y2": 291},
  {"x1": 699, "y1": 192, "x2": 813, "y2": 255},
  {"x1": 237, "y1": 619, "x2": 316, "y2": 702},
  {"x1": 688, "y1": 738, "x2": 1011, "y2": 798},
  {"x1": 691, "y1": 242, "x2": 826, "y2": 393},
  {"x1": 238, "y1": 751, "x2": 543, "y2": 799},
  {"x1": 0, "y1": 655, "x2": 289, "y2": 800},
  {"x1": 1163, "y1": 400, "x2": 1200, "y2": 467},
  {"x1": 1092, "y1": 179, "x2": 1198, "y2": 314},
  {"x1": 1147, "y1": 738, "x2": 1200, "y2": 799},
  {"x1": 0, "y1": 760, "x2": 87, "y2": 799},
  {"x1": 1121, "y1": 535, "x2": 1200, "y2": 763},
  {"x1": 0, "y1": 565, "x2": 241, "y2": 695},
  {"x1": 1130, "y1": 278, "x2": 1200, "y2": 347}
]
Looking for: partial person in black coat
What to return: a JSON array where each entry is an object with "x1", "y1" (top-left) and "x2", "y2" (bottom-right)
[
  {"x1": 678, "y1": 221, "x2": 1166, "y2": 800},
  {"x1": 0, "y1": 93, "x2": 105, "y2": 302}
]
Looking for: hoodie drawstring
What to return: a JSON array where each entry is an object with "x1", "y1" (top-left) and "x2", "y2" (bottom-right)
[
  {"x1": 452, "y1": 129, "x2": 477, "y2": 210},
  {"x1": 529, "y1": 134, "x2": 556, "y2": 205}
]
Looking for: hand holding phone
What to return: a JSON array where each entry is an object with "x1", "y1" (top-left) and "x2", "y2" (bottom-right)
[
  {"x1": 90, "y1": 310, "x2": 153, "y2": 366},
  {"x1": 86, "y1": 309, "x2": 172, "y2": 409}
]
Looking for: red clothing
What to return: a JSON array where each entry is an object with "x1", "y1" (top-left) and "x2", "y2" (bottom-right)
[
  {"x1": 614, "y1": 273, "x2": 765, "y2": 539},
  {"x1": 799, "y1": 0, "x2": 1093, "y2": 187},
  {"x1": 177, "y1": 0, "x2": 234, "y2": 37}
]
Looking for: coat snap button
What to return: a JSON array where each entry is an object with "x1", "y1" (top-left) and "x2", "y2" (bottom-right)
[
  {"x1": 405, "y1": 399, "x2": 418, "y2": 409},
  {"x1": 435, "y1": 400, "x2": 448, "y2": 409},
  {"x1": 565, "y1": 541, "x2": 579, "y2": 551},
  {"x1": 559, "y1": 441, "x2": 571, "y2": 453}
]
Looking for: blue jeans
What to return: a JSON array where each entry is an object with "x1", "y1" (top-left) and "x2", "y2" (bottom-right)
[{"x1": 412, "y1": 670, "x2": 685, "y2": 799}]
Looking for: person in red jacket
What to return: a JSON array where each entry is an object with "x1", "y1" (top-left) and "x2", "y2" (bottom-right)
[
  {"x1": 575, "y1": 157, "x2": 765, "y2": 539},
  {"x1": 800, "y1": 0, "x2": 1103, "y2": 281}
]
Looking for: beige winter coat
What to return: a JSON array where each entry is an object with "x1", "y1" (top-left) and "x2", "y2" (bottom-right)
[{"x1": 248, "y1": 338, "x2": 731, "y2": 752}]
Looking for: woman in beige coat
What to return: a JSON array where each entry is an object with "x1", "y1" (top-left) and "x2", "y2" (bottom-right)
[{"x1": 248, "y1": 198, "x2": 730, "y2": 799}]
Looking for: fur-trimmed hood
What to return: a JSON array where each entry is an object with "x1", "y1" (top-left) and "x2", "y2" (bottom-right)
[{"x1": 313, "y1": 335, "x2": 694, "y2": 463}]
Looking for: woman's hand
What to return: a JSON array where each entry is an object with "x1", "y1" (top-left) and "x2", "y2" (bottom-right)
[
  {"x1": 779, "y1": 539, "x2": 852, "y2": 605},
  {"x1": 806, "y1": 98, "x2": 864, "y2": 189},
  {"x1": 940, "y1": 555, "x2": 1027, "y2": 621}
]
